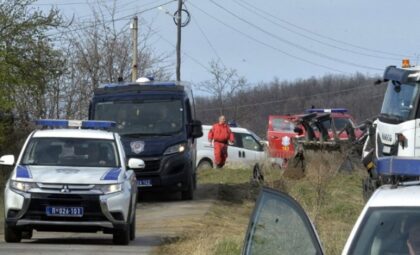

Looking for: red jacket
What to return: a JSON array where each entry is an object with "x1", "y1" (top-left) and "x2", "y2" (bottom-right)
[{"x1": 208, "y1": 123, "x2": 234, "y2": 143}]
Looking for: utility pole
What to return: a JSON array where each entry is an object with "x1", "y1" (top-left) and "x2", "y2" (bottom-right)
[
  {"x1": 176, "y1": 0, "x2": 182, "y2": 82},
  {"x1": 131, "y1": 16, "x2": 138, "y2": 82}
]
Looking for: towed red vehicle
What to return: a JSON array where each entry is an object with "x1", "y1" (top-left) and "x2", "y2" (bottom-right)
[{"x1": 267, "y1": 109, "x2": 363, "y2": 167}]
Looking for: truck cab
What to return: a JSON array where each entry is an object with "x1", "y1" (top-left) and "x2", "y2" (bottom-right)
[{"x1": 89, "y1": 80, "x2": 202, "y2": 200}]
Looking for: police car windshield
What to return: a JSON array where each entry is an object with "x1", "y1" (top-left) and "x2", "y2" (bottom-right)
[
  {"x1": 21, "y1": 138, "x2": 119, "y2": 167},
  {"x1": 94, "y1": 99, "x2": 184, "y2": 136},
  {"x1": 380, "y1": 81, "x2": 419, "y2": 124},
  {"x1": 349, "y1": 207, "x2": 420, "y2": 255}
]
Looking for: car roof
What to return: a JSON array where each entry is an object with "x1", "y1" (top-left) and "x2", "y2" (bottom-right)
[
  {"x1": 367, "y1": 184, "x2": 420, "y2": 207},
  {"x1": 202, "y1": 124, "x2": 251, "y2": 134},
  {"x1": 32, "y1": 129, "x2": 115, "y2": 140}
]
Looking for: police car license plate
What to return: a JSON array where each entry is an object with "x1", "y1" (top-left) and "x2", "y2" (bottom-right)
[
  {"x1": 46, "y1": 206, "x2": 84, "y2": 217},
  {"x1": 137, "y1": 179, "x2": 152, "y2": 187}
]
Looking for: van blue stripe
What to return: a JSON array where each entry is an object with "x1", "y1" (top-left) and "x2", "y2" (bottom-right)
[
  {"x1": 102, "y1": 168, "x2": 121, "y2": 180},
  {"x1": 16, "y1": 165, "x2": 31, "y2": 179}
]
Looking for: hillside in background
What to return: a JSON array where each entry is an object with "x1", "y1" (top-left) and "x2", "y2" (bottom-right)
[{"x1": 196, "y1": 73, "x2": 385, "y2": 137}]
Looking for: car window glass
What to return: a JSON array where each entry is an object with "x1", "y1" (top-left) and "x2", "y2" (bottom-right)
[
  {"x1": 333, "y1": 118, "x2": 351, "y2": 130},
  {"x1": 272, "y1": 118, "x2": 295, "y2": 132},
  {"x1": 21, "y1": 138, "x2": 119, "y2": 167},
  {"x1": 244, "y1": 190, "x2": 322, "y2": 255},
  {"x1": 349, "y1": 207, "x2": 420, "y2": 255},
  {"x1": 232, "y1": 132, "x2": 243, "y2": 148},
  {"x1": 241, "y1": 134, "x2": 262, "y2": 151}
]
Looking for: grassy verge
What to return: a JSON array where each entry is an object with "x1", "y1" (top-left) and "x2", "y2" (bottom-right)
[{"x1": 157, "y1": 152, "x2": 366, "y2": 255}]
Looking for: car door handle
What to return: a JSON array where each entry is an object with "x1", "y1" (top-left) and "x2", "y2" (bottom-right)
[
  {"x1": 238, "y1": 151, "x2": 241, "y2": 158},
  {"x1": 242, "y1": 151, "x2": 246, "y2": 158}
]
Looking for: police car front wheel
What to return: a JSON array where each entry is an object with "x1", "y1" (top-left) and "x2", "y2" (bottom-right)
[{"x1": 4, "y1": 224, "x2": 22, "y2": 243}]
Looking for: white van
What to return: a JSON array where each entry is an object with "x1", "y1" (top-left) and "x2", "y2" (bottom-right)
[{"x1": 196, "y1": 125, "x2": 266, "y2": 170}]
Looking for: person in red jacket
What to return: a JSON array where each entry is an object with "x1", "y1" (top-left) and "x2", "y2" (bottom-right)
[{"x1": 208, "y1": 115, "x2": 234, "y2": 168}]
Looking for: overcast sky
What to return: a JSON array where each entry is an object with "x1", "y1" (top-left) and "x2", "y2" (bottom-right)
[{"x1": 34, "y1": 0, "x2": 420, "y2": 84}]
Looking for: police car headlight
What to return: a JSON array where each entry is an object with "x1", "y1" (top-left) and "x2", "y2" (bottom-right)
[
  {"x1": 95, "y1": 183, "x2": 122, "y2": 194},
  {"x1": 164, "y1": 143, "x2": 187, "y2": 155},
  {"x1": 10, "y1": 180, "x2": 37, "y2": 192}
]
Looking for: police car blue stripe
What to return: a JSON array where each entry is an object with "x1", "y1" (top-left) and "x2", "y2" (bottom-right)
[
  {"x1": 376, "y1": 157, "x2": 420, "y2": 176},
  {"x1": 102, "y1": 168, "x2": 121, "y2": 180},
  {"x1": 16, "y1": 165, "x2": 31, "y2": 179}
]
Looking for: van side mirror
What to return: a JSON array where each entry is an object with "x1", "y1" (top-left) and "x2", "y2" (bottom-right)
[
  {"x1": 190, "y1": 120, "x2": 203, "y2": 138},
  {"x1": 0, "y1": 155, "x2": 15, "y2": 166},
  {"x1": 128, "y1": 158, "x2": 145, "y2": 169}
]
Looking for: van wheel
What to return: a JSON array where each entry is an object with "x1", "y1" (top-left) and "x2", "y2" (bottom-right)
[
  {"x1": 197, "y1": 160, "x2": 212, "y2": 171},
  {"x1": 113, "y1": 225, "x2": 130, "y2": 245},
  {"x1": 4, "y1": 225, "x2": 22, "y2": 243},
  {"x1": 181, "y1": 177, "x2": 194, "y2": 200}
]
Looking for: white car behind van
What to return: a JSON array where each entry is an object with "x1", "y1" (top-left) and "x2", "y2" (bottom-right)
[{"x1": 196, "y1": 125, "x2": 266, "y2": 170}]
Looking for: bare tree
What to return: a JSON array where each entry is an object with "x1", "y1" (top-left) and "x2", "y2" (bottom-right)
[
  {"x1": 196, "y1": 60, "x2": 247, "y2": 115},
  {"x1": 44, "y1": 1, "x2": 172, "y2": 119}
]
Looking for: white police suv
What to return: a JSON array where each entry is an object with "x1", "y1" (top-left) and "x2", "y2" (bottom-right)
[{"x1": 0, "y1": 120, "x2": 143, "y2": 245}]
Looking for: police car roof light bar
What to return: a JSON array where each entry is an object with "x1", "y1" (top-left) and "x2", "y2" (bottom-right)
[
  {"x1": 35, "y1": 119, "x2": 116, "y2": 129},
  {"x1": 306, "y1": 108, "x2": 348, "y2": 113}
]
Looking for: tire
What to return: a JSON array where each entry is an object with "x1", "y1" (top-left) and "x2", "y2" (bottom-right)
[
  {"x1": 113, "y1": 225, "x2": 130, "y2": 245},
  {"x1": 129, "y1": 211, "x2": 136, "y2": 241},
  {"x1": 181, "y1": 176, "x2": 194, "y2": 200},
  {"x1": 197, "y1": 160, "x2": 212, "y2": 171},
  {"x1": 4, "y1": 224, "x2": 22, "y2": 243}
]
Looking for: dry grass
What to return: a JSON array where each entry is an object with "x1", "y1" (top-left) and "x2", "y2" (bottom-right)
[{"x1": 156, "y1": 151, "x2": 366, "y2": 255}]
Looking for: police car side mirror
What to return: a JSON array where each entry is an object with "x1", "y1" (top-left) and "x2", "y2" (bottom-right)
[
  {"x1": 0, "y1": 155, "x2": 15, "y2": 166},
  {"x1": 190, "y1": 120, "x2": 203, "y2": 138},
  {"x1": 128, "y1": 158, "x2": 145, "y2": 169}
]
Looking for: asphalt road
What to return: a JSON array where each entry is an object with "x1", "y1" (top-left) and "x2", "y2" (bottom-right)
[{"x1": 0, "y1": 184, "x2": 217, "y2": 255}]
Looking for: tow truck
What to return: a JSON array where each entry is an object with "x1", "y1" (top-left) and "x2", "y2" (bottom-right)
[
  {"x1": 362, "y1": 59, "x2": 420, "y2": 198},
  {"x1": 0, "y1": 120, "x2": 141, "y2": 244}
]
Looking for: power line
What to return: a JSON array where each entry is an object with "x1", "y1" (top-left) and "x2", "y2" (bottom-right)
[
  {"x1": 239, "y1": 0, "x2": 410, "y2": 59},
  {"x1": 232, "y1": 0, "x2": 400, "y2": 61},
  {"x1": 46, "y1": 0, "x2": 176, "y2": 37},
  {"x1": 196, "y1": 83, "x2": 383, "y2": 112},
  {"x1": 187, "y1": 3, "x2": 225, "y2": 67},
  {"x1": 155, "y1": 32, "x2": 212, "y2": 73},
  {"x1": 208, "y1": 0, "x2": 382, "y2": 71},
  {"x1": 188, "y1": 2, "x2": 346, "y2": 74}
]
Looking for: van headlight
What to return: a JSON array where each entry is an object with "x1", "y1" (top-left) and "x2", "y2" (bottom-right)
[
  {"x1": 164, "y1": 143, "x2": 187, "y2": 155},
  {"x1": 10, "y1": 180, "x2": 37, "y2": 192},
  {"x1": 95, "y1": 184, "x2": 122, "y2": 194}
]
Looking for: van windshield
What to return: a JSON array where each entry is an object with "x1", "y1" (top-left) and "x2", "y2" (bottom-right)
[{"x1": 94, "y1": 99, "x2": 184, "y2": 136}]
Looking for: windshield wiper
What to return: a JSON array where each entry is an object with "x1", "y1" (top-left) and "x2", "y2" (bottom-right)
[{"x1": 379, "y1": 113, "x2": 403, "y2": 122}]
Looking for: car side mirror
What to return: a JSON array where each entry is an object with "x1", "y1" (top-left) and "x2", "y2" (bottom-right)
[
  {"x1": 0, "y1": 155, "x2": 15, "y2": 166},
  {"x1": 128, "y1": 158, "x2": 145, "y2": 169},
  {"x1": 190, "y1": 120, "x2": 203, "y2": 138}
]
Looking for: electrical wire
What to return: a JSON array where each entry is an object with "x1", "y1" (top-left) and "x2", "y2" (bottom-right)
[
  {"x1": 186, "y1": 3, "x2": 225, "y2": 67},
  {"x1": 46, "y1": 0, "x2": 176, "y2": 37},
  {"x1": 232, "y1": 0, "x2": 400, "y2": 61},
  {"x1": 208, "y1": 0, "x2": 382, "y2": 71},
  {"x1": 188, "y1": 1, "x2": 346, "y2": 73},
  {"x1": 196, "y1": 83, "x2": 383, "y2": 112},
  {"x1": 239, "y1": 0, "x2": 411, "y2": 59}
]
